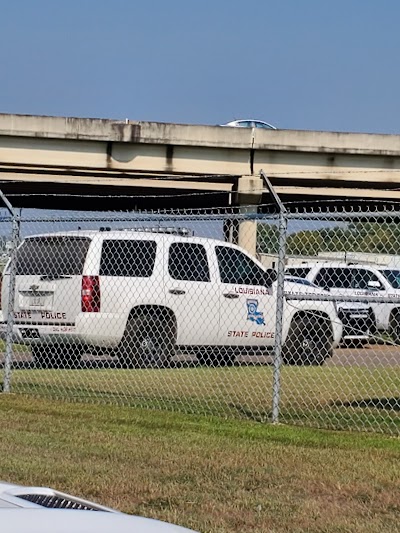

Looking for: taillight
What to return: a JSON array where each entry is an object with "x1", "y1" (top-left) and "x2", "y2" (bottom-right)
[{"x1": 81, "y1": 276, "x2": 101, "y2": 312}]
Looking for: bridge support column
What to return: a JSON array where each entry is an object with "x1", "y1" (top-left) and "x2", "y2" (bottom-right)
[{"x1": 236, "y1": 175, "x2": 263, "y2": 257}]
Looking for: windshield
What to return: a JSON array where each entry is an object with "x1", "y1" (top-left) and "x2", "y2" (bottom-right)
[
  {"x1": 15, "y1": 236, "x2": 91, "y2": 276},
  {"x1": 285, "y1": 276, "x2": 319, "y2": 289},
  {"x1": 380, "y1": 269, "x2": 400, "y2": 289}
]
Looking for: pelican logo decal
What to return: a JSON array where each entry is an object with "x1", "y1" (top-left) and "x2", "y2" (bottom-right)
[
  {"x1": 246, "y1": 299, "x2": 265, "y2": 325},
  {"x1": 30, "y1": 284, "x2": 39, "y2": 292}
]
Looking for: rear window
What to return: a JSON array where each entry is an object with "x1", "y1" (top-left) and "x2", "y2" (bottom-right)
[
  {"x1": 100, "y1": 240, "x2": 157, "y2": 277},
  {"x1": 15, "y1": 236, "x2": 91, "y2": 276}
]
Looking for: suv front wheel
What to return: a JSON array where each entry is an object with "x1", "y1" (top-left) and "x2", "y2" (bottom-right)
[
  {"x1": 389, "y1": 310, "x2": 400, "y2": 344},
  {"x1": 282, "y1": 315, "x2": 333, "y2": 366}
]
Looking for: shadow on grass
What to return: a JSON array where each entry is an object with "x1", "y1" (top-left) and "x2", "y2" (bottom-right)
[{"x1": 334, "y1": 397, "x2": 400, "y2": 411}]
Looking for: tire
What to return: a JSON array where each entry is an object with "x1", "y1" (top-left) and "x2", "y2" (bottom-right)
[
  {"x1": 367, "y1": 310, "x2": 377, "y2": 337},
  {"x1": 61, "y1": 345, "x2": 83, "y2": 369},
  {"x1": 31, "y1": 344, "x2": 57, "y2": 368},
  {"x1": 389, "y1": 311, "x2": 400, "y2": 344},
  {"x1": 118, "y1": 313, "x2": 176, "y2": 368},
  {"x1": 282, "y1": 315, "x2": 333, "y2": 366}
]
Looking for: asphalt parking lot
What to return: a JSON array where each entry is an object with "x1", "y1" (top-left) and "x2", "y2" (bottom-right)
[
  {"x1": 327, "y1": 343, "x2": 400, "y2": 368},
  {"x1": 1, "y1": 343, "x2": 399, "y2": 369}
]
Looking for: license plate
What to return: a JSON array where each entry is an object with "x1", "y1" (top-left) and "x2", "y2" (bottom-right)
[{"x1": 30, "y1": 296, "x2": 45, "y2": 307}]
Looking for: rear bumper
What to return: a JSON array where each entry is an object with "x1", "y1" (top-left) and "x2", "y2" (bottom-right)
[{"x1": 0, "y1": 313, "x2": 127, "y2": 348}]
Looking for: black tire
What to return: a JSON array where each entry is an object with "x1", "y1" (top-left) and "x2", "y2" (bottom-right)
[
  {"x1": 367, "y1": 310, "x2": 377, "y2": 337},
  {"x1": 389, "y1": 311, "x2": 400, "y2": 344},
  {"x1": 118, "y1": 313, "x2": 176, "y2": 368},
  {"x1": 61, "y1": 345, "x2": 83, "y2": 369},
  {"x1": 282, "y1": 315, "x2": 333, "y2": 366},
  {"x1": 31, "y1": 344, "x2": 57, "y2": 368}
]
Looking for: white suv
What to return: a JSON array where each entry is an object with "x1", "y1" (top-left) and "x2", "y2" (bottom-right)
[
  {"x1": 286, "y1": 262, "x2": 400, "y2": 341},
  {"x1": 1, "y1": 229, "x2": 342, "y2": 367},
  {"x1": 284, "y1": 275, "x2": 371, "y2": 345}
]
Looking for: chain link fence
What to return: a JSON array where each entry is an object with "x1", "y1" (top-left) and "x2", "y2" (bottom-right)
[{"x1": 0, "y1": 197, "x2": 399, "y2": 435}]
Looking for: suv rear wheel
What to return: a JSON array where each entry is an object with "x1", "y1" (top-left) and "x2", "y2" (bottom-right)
[
  {"x1": 31, "y1": 344, "x2": 56, "y2": 368},
  {"x1": 118, "y1": 313, "x2": 176, "y2": 368},
  {"x1": 282, "y1": 315, "x2": 333, "y2": 366}
]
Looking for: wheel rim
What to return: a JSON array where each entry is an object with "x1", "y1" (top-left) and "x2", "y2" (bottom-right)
[
  {"x1": 139, "y1": 334, "x2": 164, "y2": 365},
  {"x1": 301, "y1": 328, "x2": 326, "y2": 363},
  {"x1": 301, "y1": 334, "x2": 318, "y2": 359}
]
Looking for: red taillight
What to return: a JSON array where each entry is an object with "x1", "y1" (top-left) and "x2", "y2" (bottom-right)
[{"x1": 81, "y1": 276, "x2": 101, "y2": 313}]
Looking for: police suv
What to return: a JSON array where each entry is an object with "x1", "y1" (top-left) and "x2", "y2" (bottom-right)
[
  {"x1": 1, "y1": 229, "x2": 342, "y2": 367},
  {"x1": 286, "y1": 262, "x2": 400, "y2": 342},
  {"x1": 284, "y1": 275, "x2": 371, "y2": 345}
]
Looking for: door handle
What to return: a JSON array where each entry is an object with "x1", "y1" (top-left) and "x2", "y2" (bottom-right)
[
  {"x1": 223, "y1": 292, "x2": 239, "y2": 299},
  {"x1": 169, "y1": 289, "x2": 186, "y2": 295}
]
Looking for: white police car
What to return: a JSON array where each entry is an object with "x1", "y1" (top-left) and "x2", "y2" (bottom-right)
[{"x1": 0, "y1": 481, "x2": 198, "y2": 533}]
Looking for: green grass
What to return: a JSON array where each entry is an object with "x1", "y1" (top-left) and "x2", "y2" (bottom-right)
[
  {"x1": 5, "y1": 364, "x2": 400, "y2": 434},
  {"x1": 0, "y1": 394, "x2": 398, "y2": 533}
]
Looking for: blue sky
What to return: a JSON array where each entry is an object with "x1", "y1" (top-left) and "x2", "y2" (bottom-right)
[{"x1": 1, "y1": 0, "x2": 400, "y2": 134}]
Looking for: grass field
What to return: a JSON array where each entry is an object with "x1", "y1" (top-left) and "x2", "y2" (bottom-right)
[
  {"x1": 0, "y1": 394, "x2": 398, "y2": 533},
  {"x1": 7, "y1": 363, "x2": 400, "y2": 434}
]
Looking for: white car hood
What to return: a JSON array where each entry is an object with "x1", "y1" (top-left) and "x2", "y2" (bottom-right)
[
  {"x1": 0, "y1": 482, "x2": 198, "y2": 533},
  {"x1": 0, "y1": 509, "x2": 197, "y2": 533}
]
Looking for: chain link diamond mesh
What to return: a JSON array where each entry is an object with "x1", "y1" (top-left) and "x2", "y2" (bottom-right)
[{"x1": 0, "y1": 203, "x2": 399, "y2": 434}]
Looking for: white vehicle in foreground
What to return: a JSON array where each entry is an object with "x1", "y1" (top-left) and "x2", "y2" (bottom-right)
[
  {"x1": 0, "y1": 481, "x2": 197, "y2": 533},
  {"x1": 1, "y1": 229, "x2": 341, "y2": 367}
]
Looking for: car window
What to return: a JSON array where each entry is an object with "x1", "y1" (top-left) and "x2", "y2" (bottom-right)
[
  {"x1": 352, "y1": 269, "x2": 383, "y2": 290},
  {"x1": 15, "y1": 236, "x2": 91, "y2": 276},
  {"x1": 254, "y1": 121, "x2": 272, "y2": 128},
  {"x1": 168, "y1": 242, "x2": 210, "y2": 282},
  {"x1": 216, "y1": 246, "x2": 266, "y2": 285},
  {"x1": 314, "y1": 267, "x2": 352, "y2": 289},
  {"x1": 380, "y1": 269, "x2": 400, "y2": 289},
  {"x1": 237, "y1": 121, "x2": 253, "y2": 128},
  {"x1": 100, "y1": 240, "x2": 157, "y2": 277},
  {"x1": 285, "y1": 267, "x2": 311, "y2": 278},
  {"x1": 285, "y1": 277, "x2": 318, "y2": 287}
]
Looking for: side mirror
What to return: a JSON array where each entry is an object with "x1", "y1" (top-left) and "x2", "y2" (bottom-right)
[
  {"x1": 367, "y1": 280, "x2": 381, "y2": 290},
  {"x1": 264, "y1": 269, "x2": 277, "y2": 286}
]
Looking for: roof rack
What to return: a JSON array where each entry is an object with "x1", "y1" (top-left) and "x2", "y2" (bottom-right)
[{"x1": 99, "y1": 226, "x2": 194, "y2": 236}]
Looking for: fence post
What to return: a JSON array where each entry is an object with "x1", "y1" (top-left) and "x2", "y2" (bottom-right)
[
  {"x1": 260, "y1": 172, "x2": 288, "y2": 423},
  {"x1": 0, "y1": 192, "x2": 20, "y2": 393}
]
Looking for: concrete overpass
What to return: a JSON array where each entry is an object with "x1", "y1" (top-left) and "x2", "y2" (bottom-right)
[{"x1": 0, "y1": 113, "x2": 400, "y2": 213}]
